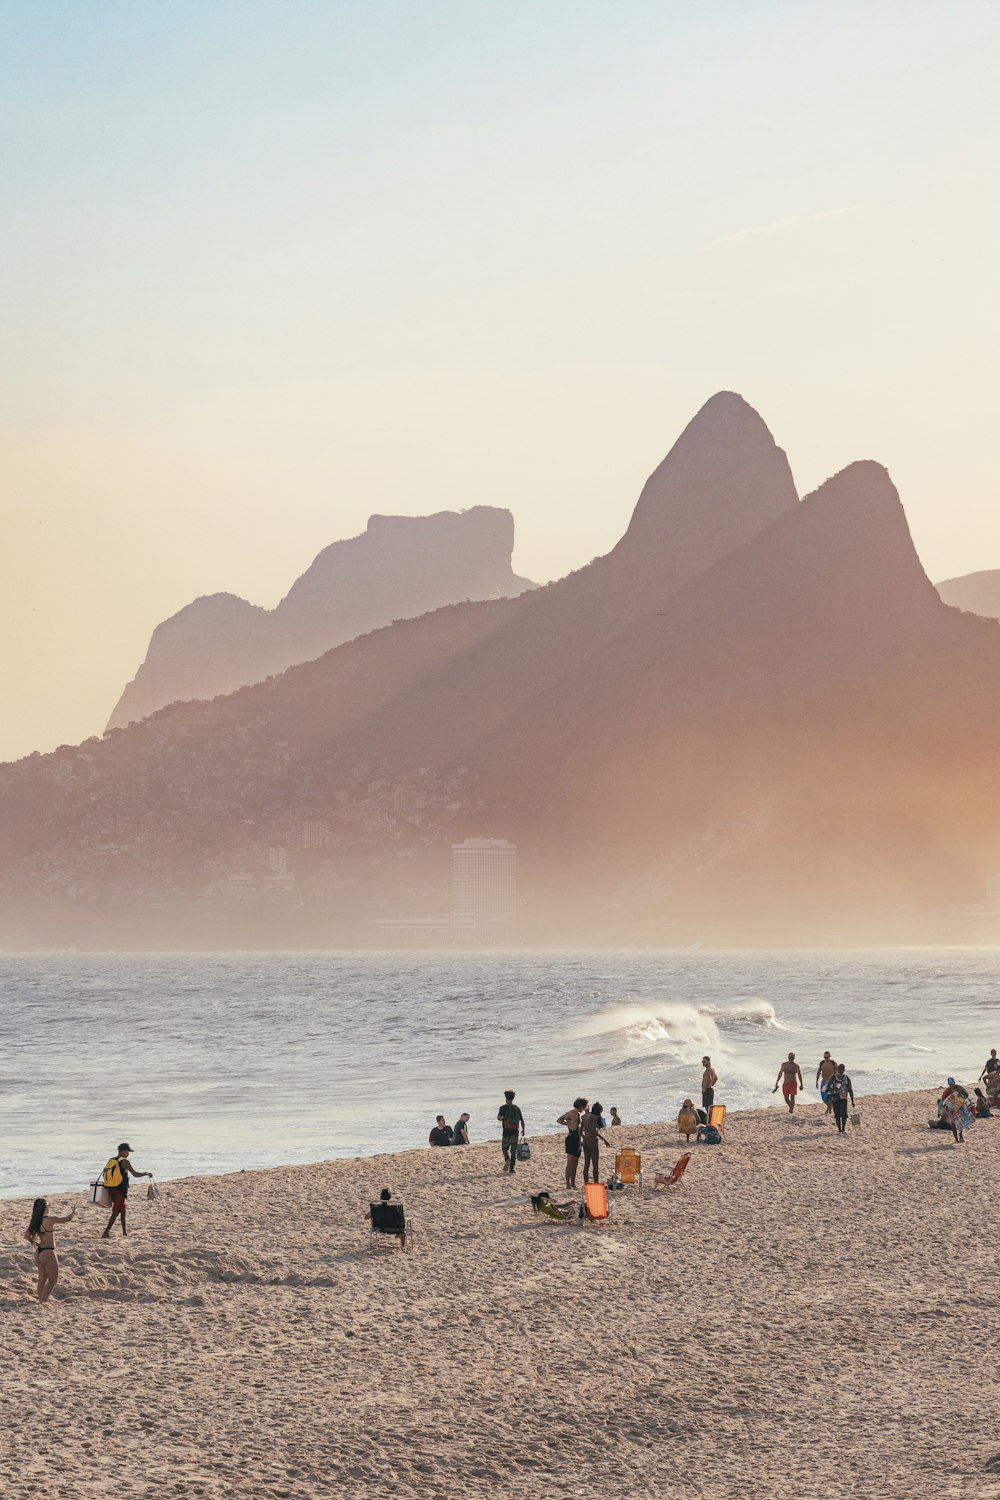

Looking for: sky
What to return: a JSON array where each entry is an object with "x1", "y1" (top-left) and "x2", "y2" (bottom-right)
[{"x1": 2, "y1": 0, "x2": 999, "y2": 763}]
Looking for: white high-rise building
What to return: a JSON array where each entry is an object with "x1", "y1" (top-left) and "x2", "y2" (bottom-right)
[{"x1": 452, "y1": 838, "x2": 517, "y2": 929}]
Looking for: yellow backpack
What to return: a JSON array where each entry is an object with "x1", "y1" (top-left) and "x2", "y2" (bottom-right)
[{"x1": 101, "y1": 1157, "x2": 125, "y2": 1189}]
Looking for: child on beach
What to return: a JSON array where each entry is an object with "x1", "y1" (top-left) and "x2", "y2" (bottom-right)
[{"x1": 25, "y1": 1198, "x2": 76, "y2": 1303}]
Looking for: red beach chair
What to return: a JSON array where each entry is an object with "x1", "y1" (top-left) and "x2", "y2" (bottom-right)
[{"x1": 652, "y1": 1152, "x2": 691, "y2": 1190}]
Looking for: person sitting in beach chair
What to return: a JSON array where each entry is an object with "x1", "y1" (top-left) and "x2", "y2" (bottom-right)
[
  {"x1": 614, "y1": 1147, "x2": 642, "y2": 1192},
  {"x1": 368, "y1": 1188, "x2": 410, "y2": 1251},
  {"x1": 582, "y1": 1182, "x2": 613, "y2": 1222},
  {"x1": 677, "y1": 1100, "x2": 699, "y2": 1142},
  {"x1": 652, "y1": 1152, "x2": 691, "y2": 1190},
  {"x1": 530, "y1": 1190, "x2": 574, "y2": 1222}
]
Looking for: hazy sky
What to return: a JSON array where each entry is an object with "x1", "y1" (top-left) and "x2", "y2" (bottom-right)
[{"x1": 3, "y1": 1, "x2": 998, "y2": 762}]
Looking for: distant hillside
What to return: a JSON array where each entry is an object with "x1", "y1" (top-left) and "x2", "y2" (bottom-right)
[
  {"x1": 936, "y1": 570, "x2": 1000, "y2": 619},
  {"x1": 6, "y1": 391, "x2": 1000, "y2": 950},
  {"x1": 108, "y1": 507, "x2": 535, "y2": 729}
]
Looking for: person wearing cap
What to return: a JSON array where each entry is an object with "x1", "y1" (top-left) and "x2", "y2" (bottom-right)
[
  {"x1": 938, "y1": 1079, "x2": 972, "y2": 1144},
  {"x1": 100, "y1": 1143, "x2": 152, "y2": 1239}
]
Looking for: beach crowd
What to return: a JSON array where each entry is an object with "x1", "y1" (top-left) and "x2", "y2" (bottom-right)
[{"x1": 21, "y1": 1049, "x2": 1000, "y2": 1301}]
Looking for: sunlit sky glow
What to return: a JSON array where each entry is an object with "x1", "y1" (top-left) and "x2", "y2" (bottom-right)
[{"x1": 2, "y1": 0, "x2": 998, "y2": 761}]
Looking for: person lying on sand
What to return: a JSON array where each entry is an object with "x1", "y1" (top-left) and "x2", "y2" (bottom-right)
[
  {"x1": 773, "y1": 1054, "x2": 804, "y2": 1114},
  {"x1": 25, "y1": 1197, "x2": 75, "y2": 1304}
]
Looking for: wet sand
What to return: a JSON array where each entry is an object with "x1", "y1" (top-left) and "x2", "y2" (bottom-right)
[{"x1": 2, "y1": 1089, "x2": 999, "y2": 1499}]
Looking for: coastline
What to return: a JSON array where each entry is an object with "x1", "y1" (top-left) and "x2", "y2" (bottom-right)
[{"x1": 2, "y1": 1088, "x2": 998, "y2": 1498}]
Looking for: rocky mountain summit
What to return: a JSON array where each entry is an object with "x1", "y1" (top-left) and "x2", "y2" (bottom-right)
[
  {"x1": 108, "y1": 507, "x2": 535, "y2": 729},
  {"x1": 6, "y1": 392, "x2": 1000, "y2": 949}
]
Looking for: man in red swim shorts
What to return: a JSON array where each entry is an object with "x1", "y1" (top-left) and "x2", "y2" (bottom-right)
[{"x1": 773, "y1": 1052, "x2": 804, "y2": 1114}]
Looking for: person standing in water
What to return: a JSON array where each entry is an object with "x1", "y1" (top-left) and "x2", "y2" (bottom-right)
[
  {"x1": 556, "y1": 1097, "x2": 588, "y2": 1189},
  {"x1": 100, "y1": 1143, "x2": 152, "y2": 1238},
  {"x1": 25, "y1": 1198, "x2": 76, "y2": 1303},
  {"x1": 773, "y1": 1054, "x2": 804, "y2": 1114},
  {"x1": 497, "y1": 1090, "x2": 525, "y2": 1174},
  {"x1": 815, "y1": 1052, "x2": 837, "y2": 1116},
  {"x1": 581, "y1": 1101, "x2": 610, "y2": 1185},
  {"x1": 701, "y1": 1057, "x2": 718, "y2": 1115}
]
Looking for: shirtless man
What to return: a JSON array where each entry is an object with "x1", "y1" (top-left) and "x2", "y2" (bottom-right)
[
  {"x1": 701, "y1": 1057, "x2": 718, "y2": 1114},
  {"x1": 556, "y1": 1097, "x2": 588, "y2": 1189},
  {"x1": 773, "y1": 1053, "x2": 804, "y2": 1114},
  {"x1": 815, "y1": 1051, "x2": 837, "y2": 1115}
]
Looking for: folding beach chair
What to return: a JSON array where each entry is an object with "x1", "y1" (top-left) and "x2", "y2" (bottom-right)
[
  {"x1": 652, "y1": 1152, "x2": 691, "y2": 1190},
  {"x1": 614, "y1": 1147, "x2": 643, "y2": 1192},
  {"x1": 368, "y1": 1201, "x2": 410, "y2": 1251},
  {"x1": 708, "y1": 1104, "x2": 726, "y2": 1137},
  {"x1": 582, "y1": 1183, "x2": 612, "y2": 1222},
  {"x1": 531, "y1": 1191, "x2": 573, "y2": 1223}
]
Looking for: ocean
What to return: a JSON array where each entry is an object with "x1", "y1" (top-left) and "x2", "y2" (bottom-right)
[{"x1": 1, "y1": 948, "x2": 997, "y2": 1198}]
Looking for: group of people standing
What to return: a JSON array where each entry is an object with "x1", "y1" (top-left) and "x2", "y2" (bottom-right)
[{"x1": 555, "y1": 1098, "x2": 621, "y2": 1188}]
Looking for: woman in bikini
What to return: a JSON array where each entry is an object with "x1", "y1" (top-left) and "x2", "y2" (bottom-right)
[
  {"x1": 556, "y1": 1098, "x2": 588, "y2": 1190},
  {"x1": 24, "y1": 1197, "x2": 76, "y2": 1304}
]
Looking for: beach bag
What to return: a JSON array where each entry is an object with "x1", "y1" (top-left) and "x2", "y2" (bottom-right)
[
  {"x1": 147, "y1": 1179, "x2": 159, "y2": 1202},
  {"x1": 88, "y1": 1180, "x2": 112, "y2": 1207},
  {"x1": 516, "y1": 1140, "x2": 531, "y2": 1161},
  {"x1": 101, "y1": 1157, "x2": 125, "y2": 1189},
  {"x1": 700, "y1": 1126, "x2": 721, "y2": 1145},
  {"x1": 850, "y1": 1111, "x2": 862, "y2": 1129}
]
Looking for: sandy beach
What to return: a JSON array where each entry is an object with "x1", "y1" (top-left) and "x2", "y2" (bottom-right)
[{"x1": 2, "y1": 1089, "x2": 999, "y2": 1499}]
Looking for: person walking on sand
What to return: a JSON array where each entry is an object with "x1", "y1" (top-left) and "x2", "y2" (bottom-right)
[
  {"x1": 452, "y1": 1113, "x2": 471, "y2": 1145},
  {"x1": 939, "y1": 1078, "x2": 973, "y2": 1143},
  {"x1": 828, "y1": 1063, "x2": 855, "y2": 1134},
  {"x1": 773, "y1": 1053, "x2": 804, "y2": 1114},
  {"x1": 581, "y1": 1101, "x2": 610, "y2": 1185},
  {"x1": 556, "y1": 1097, "x2": 588, "y2": 1189},
  {"x1": 816, "y1": 1052, "x2": 837, "y2": 1116},
  {"x1": 25, "y1": 1198, "x2": 76, "y2": 1304},
  {"x1": 497, "y1": 1090, "x2": 525, "y2": 1174},
  {"x1": 701, "y1": 1057, "x2": 718, "y2": 1115},
  {"x1": 100, "y1": 1143, "x2": 152, "y2": 1238}
]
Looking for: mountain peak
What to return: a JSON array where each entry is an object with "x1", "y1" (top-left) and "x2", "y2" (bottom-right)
[{"x1": 612, "y1": 390, "x2": 799, "y2": 597}]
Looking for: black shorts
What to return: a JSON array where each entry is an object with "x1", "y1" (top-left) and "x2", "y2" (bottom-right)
[{"x1": 564, "y1": 1130, "x2": 581, "y2": 1157}]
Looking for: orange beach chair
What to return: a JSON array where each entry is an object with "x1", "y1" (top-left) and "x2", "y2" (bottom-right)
[
  {"x1": 652, "y1": 1152, "x2": 691, "y2": 1190},
  {"x1": 583, "y1": 1183, "x2": 612, "y2": 1222},
  {"x1": 614, "y1": 1148, "x2": 642, "y2": 1192},
  {"x1": 708, "y1": 1104, "x2": 726, "y2": 1137}
]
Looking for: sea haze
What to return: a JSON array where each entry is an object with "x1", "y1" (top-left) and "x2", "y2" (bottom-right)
[{"x1": 1, "y1": 949, "x2": 996, "y2": 1199}]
